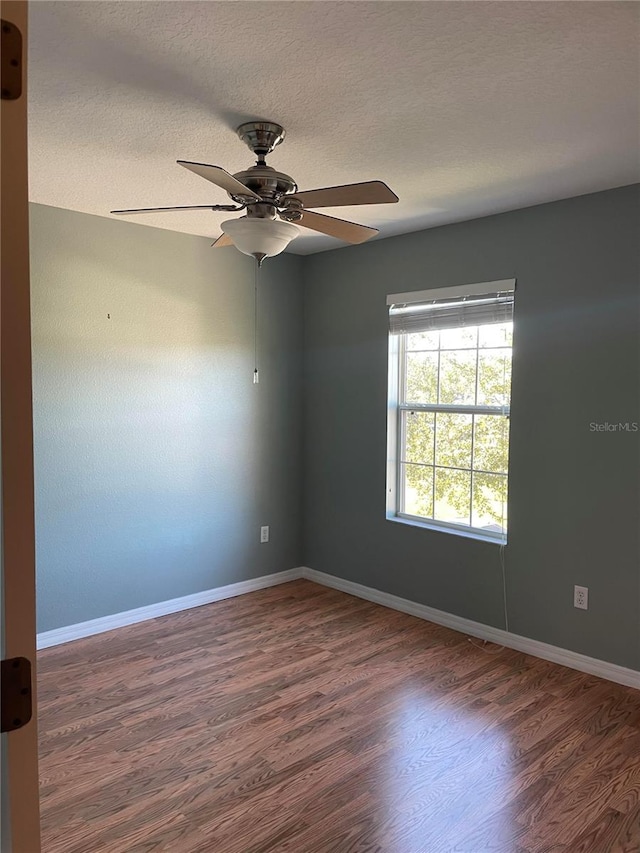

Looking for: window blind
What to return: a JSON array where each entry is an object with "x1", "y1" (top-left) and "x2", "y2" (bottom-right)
[{"x1": 388, "y1": 280, "x2": 515, "y2": 335}]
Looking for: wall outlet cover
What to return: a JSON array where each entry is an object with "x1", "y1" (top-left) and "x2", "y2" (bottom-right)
[{"x1": 574, "y1": 585, "x2": 588, "y2": 610}]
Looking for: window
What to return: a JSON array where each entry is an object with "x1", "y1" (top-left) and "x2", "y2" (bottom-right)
[{"x1": 387, "y1": 280, "x2": 515, "y2": 542}]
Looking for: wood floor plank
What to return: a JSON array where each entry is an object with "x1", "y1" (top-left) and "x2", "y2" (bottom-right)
[
  {"x1": 38, "y1": 579, "x2": 640, "y2": 852},
  {"x1": 610, "y1": 806, "x2": 640, "y2": 852}
]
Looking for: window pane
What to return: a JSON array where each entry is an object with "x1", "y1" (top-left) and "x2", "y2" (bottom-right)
[
  {"x1": 406, "y1": 351, "x2": 438, "y2": 404},
  {"x1": 403, "y1": 412, "x2": 435, "y2": 465},
  {"x1": 472, "y1": 472, "x2": 508, "y2": 532},
  {"x1": 395, "y1": 314, "x2": 514, "y2": 538},
  {"x1": 402, "y1": 463, "x2": 434, "y2": 518},
  {"x1": 407, "y1": 330, "x2": 439, "y2": 351},
  {"x1": 479, "y1": 323, "x2": 513, "y2": 348},
  {"x1": 473, "y1": 415, "x2": 509, "y2": 474},
  {"x1": 477, "y1": 349, "x2": 511, "y2": 406},
  {"x1": 435, "y1": 412, "x2": 472, "y2": 469},
  {"x1": 435, "y1": 468, "x2": 471, "y2": 526},
  {"x1": 439, "y1": 326, "x2": 478, "y2": 350},
  {"x1": 438, "y1": 350, "x2": 477, "y2": 405}
]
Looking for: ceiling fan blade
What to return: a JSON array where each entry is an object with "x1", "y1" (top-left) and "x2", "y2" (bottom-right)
[
  {"x1": 211, "y1": 233, "x2": 234, "y2": 248},
  {"x1": 290, "y1": 181, "x2": 398, "y2": 209},
  {"x1": 293, "y1": 210, "x2": 378, "y2": 244},
  {"x1": 110, "y1": 205, "x2": 239, "y2": 215},
  {"x1": 177, "y1": 161, "x2": 261, "y2": 200}
]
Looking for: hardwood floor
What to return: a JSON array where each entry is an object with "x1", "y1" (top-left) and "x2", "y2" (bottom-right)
[{"x1": 38, "y1": 580, "x2": 640, "y2": 853}]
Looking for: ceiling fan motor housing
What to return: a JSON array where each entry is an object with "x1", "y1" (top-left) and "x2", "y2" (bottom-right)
[{"x1": 232, "y1": 165, "x2": 298, "y2": 205}]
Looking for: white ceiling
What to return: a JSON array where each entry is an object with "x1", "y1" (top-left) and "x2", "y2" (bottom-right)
[{"x1": 28, "y1": 1, "x2": 639, "y2": 255}]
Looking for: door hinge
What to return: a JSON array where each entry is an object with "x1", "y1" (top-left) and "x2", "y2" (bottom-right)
[
  {"x1": 1, "y1": 18, "x2": 23, "y2": 100},
  {"x1": 1, "y1": 657, "x2": 33, "y2": 732}
]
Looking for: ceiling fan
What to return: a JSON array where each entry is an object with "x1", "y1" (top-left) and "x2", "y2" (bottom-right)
[{"x1": 111, "y1": 121, "x2": 399, "y2": 263}]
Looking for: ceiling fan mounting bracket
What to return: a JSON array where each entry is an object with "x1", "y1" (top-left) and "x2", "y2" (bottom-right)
[{"x1": 236, "y1": 121, "x2": 286, "y2": 158}]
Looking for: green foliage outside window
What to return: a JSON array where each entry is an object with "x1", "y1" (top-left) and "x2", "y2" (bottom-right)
[{"x1": 402, "y1": 324, "x2": 512, "y2": 531}]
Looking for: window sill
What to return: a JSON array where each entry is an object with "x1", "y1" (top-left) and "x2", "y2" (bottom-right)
[{"x1": 387, "y1": 513, "x2": 507, "y2": 546}]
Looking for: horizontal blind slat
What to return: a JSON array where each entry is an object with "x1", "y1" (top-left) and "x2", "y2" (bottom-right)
[{"x1": 389, "y1": 292, "x2": 513, "y2": 335}]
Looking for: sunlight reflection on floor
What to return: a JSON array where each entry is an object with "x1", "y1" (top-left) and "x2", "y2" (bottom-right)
[{"x1": 377, "y1": 686, "x2": 517, "y2": 852}]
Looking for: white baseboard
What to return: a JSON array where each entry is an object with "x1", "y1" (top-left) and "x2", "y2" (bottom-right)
[
  {"x1": 37, "y1": 567, "x2": 304, "y2": 650},
  {"x1": 38, "y1": 564, "x2": 640, "y2": 691},
  {"x1": 301, "y1": 567, "x2": 640, "y2": 690}
]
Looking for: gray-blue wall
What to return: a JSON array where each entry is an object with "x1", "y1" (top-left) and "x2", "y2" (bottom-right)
[
  {"x1": 303, "y1": 185, "x2": 640, "y2": 671},
  {"x1": 31, "y1": 188, "x2": 640, "y2": 673},
  {"x1": 30, "y1": 204, "x2": 303, "y2": 632}
]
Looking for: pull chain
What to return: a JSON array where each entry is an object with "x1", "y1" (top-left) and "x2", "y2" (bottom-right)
[{"x1": 253, "y1": 258, "x2": 259, "y2": 384}]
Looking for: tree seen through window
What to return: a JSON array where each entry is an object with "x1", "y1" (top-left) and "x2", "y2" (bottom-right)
[{"x1": 400, "y1": 322, "x2": 512, "y2": 534}]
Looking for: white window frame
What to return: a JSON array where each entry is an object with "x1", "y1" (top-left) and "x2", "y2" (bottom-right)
[{"x1": 386, "y1": 279, "x2": 515, "y2": 544}]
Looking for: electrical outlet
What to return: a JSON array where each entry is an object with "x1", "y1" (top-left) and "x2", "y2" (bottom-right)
[
  {"x1": 260, "y1": 526, "x2": 269, "y2": 544},
  {"x1": 574, "y1": 585, "x2": 588, "y2": 610}
]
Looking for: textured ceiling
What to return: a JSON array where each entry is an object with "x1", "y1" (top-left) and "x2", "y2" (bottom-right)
[{"x1": 28, "y1": 1, "x2": 639, "y2": 255}]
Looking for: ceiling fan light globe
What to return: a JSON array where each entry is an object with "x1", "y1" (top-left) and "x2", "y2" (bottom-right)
[{"x1": 220, "y1": 217, "x2": 299, "y2": 258}]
